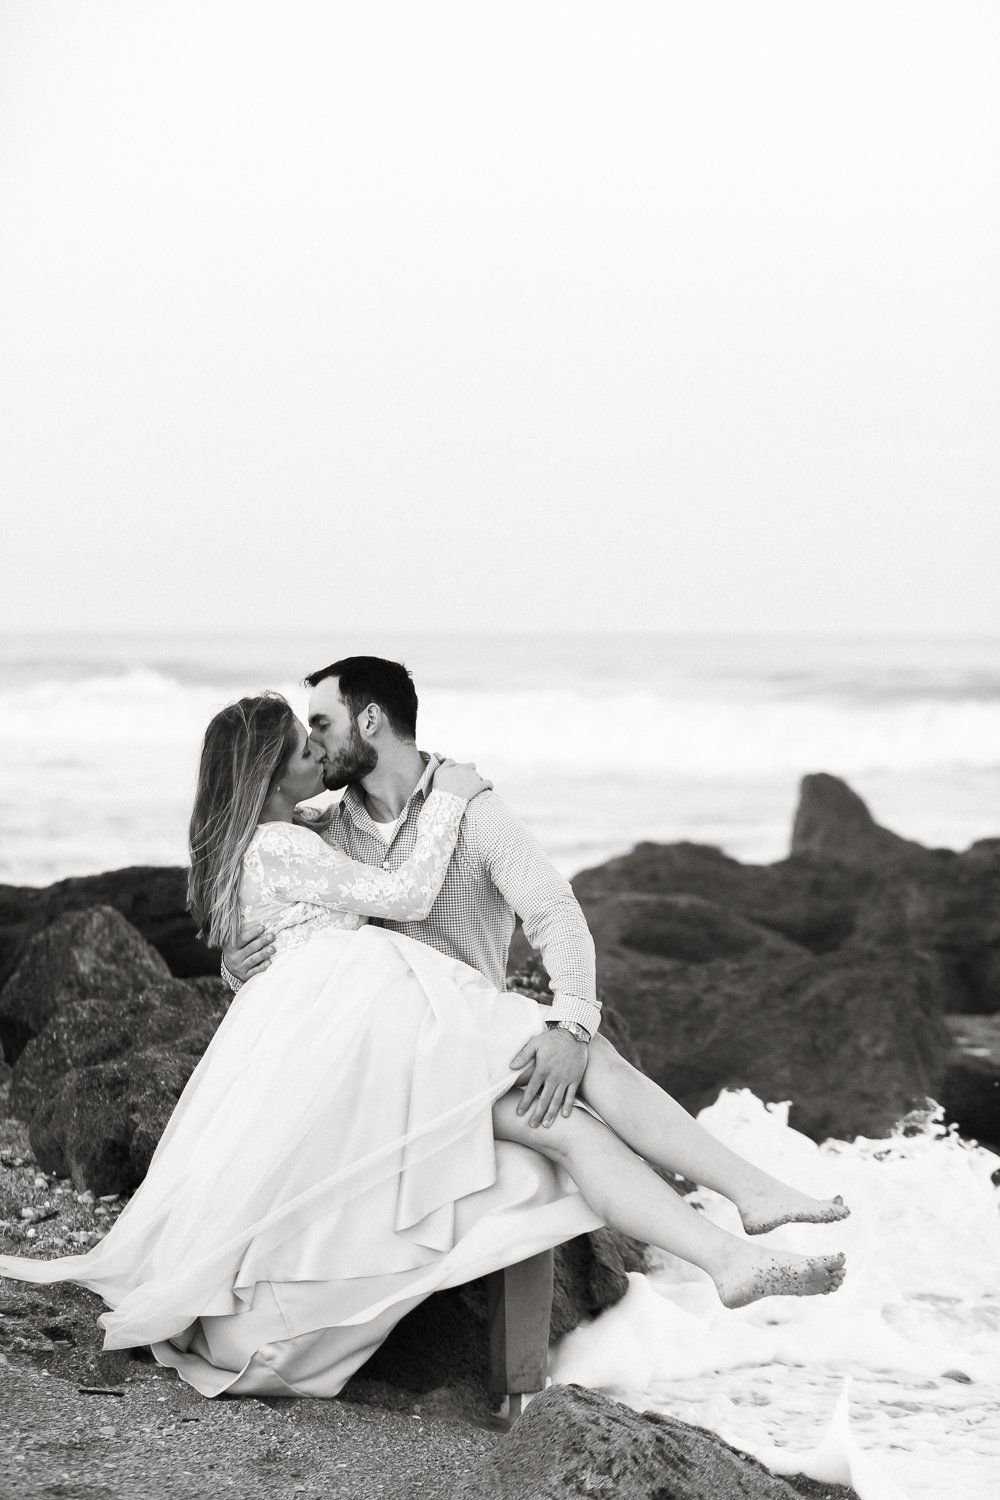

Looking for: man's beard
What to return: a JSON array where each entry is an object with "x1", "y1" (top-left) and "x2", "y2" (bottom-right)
[{"x1": 321, "y1": 724, "x2": 378, "y2": 790}]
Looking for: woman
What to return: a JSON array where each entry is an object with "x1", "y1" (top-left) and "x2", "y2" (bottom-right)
[{"x1": 0, "y1": 692, "x2": 847, "y2": 1398}]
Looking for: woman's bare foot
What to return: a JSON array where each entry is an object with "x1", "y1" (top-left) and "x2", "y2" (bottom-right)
[
  {"x1": 714, "y1": 1245, "x2": 847, "y2": 1309},
  {"x1": 739, "y1": 1186, "x2": 850, "y2": 1237}
]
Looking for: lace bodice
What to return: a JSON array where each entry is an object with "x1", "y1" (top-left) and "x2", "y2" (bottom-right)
[{"x1": 239, "y1": 789, "x2": 466, "y2": 957}]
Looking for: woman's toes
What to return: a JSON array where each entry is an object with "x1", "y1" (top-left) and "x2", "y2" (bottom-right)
[{"x1": 743, "y1": 1194, "x2": 850, "y2": 1236}]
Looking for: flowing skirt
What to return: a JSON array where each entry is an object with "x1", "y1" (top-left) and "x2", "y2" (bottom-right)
[{"x1": 0, "y1": 924, "x2": 603, "y2": 1396}]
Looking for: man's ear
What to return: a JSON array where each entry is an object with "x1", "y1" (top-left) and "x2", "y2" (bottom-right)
[{"x1": 360, "y1": 703, "x2": 381, "y2": 738}]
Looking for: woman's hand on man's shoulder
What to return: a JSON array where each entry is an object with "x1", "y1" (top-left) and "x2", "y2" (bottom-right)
[{"x1": 431, "y1": 757, "x2": 493, "y2": 803}]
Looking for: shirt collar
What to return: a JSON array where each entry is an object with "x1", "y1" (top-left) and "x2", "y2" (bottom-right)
[{"x1": 340, "y1": 751, "x2": 441, "y2": 834}]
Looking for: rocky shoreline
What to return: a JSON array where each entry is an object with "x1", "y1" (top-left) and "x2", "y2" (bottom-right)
[{"x1": 3, "y1": 771, "x2": 996, "y2": 1497}]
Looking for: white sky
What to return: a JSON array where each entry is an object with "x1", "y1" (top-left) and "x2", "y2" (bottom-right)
[{"x1": 1, "y1": 0, "x2": 998, "y2": 636}]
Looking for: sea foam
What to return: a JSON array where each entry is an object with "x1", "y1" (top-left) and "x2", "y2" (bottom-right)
[
  {"x1": 3, "y1": 670, "x2": 999, "y2": 773},
  {"x1": 550, "y1": 1091, "x2": 1000, "y2": 1500}
]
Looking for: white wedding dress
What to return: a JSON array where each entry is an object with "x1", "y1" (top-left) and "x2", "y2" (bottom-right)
[{"x1": 0, "y1": 791, "x2": 602, "y2": 1397}]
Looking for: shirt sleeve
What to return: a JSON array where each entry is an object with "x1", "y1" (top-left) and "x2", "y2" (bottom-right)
[
  {"x1": 464, "y1": 794, "x2": 601, "y2": 1037},
  {"x1": 255, "y1": 790, "x2": 465, "y2": 920}
]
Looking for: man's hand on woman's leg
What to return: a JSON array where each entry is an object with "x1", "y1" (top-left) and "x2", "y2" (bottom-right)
[{"x1": 509, "y1": 1029, "x2": 588, "y2": 1128}]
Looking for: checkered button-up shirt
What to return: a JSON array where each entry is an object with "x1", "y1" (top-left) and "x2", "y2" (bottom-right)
[{"x1": 322, "y1": 755, "x2": 601, "y2": 1037}]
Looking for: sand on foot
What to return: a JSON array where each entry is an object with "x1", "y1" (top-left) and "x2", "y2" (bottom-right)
[
  {"x1": 741, "y1": 1189, "x2": 851, "y2": 1238},
  {"x1": 716, "y1": 1248, "x2": 847, "y2": 1310}
]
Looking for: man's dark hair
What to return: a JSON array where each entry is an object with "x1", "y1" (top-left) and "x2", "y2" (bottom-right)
[{"x1": 304, "y1": 656, "x2": 419, "y2": 740}]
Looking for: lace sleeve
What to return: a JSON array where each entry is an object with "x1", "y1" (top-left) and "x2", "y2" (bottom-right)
[{"x1": 254, "y1": 790, "x2": 466, "y2": 919}]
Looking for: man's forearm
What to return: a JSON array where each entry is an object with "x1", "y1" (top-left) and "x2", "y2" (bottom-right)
[
  {"x1": 521, "y1": 895, "x2": 601, "y2": 1037},
  {"x1": 472, "y1": 793, "x2": 602, "y2": 1037}
]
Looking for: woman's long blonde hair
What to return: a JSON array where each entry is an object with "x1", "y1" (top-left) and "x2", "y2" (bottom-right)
[{"x1": 188, "y1": 692, "x2": 297, "y2": 949}]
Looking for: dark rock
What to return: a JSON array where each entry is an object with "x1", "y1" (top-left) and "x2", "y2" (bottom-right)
[
  {"x1": 574, "y1": 781, "x2": 1000, "y2": 1016},
  {"x1": 11, "y1": 975, "x2": 221, "y2": 1123},
  {"x1": 940, "y1": 1054, "x2": 1000, "y2": 1152},
  {"x1": 589, "y1": 905, "x2": 949, "y2": 1141},
  {"x1": 790, "y1": 776, "x2": 1000, "y2": 1014},
  {"x1": 449, "y1": 1383, "x2": 860, "y2": 1500},
  {"x1": 0, "y1": 907, "x2": 169, "y2": 1064},
  {"x1": 584, "y1": 893, "x2": 801, "y2": 967},
  {"x1": 40, "y1": 866, "x2": 213, "y2": 978},
  {"x1": 846, "y1": 841, "x2": 1000, "y2": 1015},
  {"x1": 573, "y1": 842, "x2": 865, "y2": 956},
  {"x1": 0, "y1": 885, "x2": 43, "y2": 998},
  {"x1": 550, "y1": 1228, "x2": 648, "y2": 1341},
  {"x1": 20, "y1": 979, "x2": 227, "y2": 1194},
  {"x1": 0, "y1": 865, "x2": 216, "y2": 999},
  {"x1": 791, "y1": 773, "x2": 928, "y2": 864}
]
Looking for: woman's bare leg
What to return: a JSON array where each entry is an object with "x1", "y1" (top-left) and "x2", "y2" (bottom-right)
[
  {"x1": 575, "y1": 1036, "x2": 849, "y2": 1236},
  {"x1": 493, "y1": 1093, "x2": 846, "y2": 1307}
]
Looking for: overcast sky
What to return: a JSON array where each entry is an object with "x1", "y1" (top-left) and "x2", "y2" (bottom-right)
[{"x1": 1, "y1": 1, "x2": 998, "y2": 637}]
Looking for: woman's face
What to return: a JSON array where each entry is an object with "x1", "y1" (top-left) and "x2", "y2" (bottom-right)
[{"x1": 278, "y1": 719, "x2": 326, "y2": 803}]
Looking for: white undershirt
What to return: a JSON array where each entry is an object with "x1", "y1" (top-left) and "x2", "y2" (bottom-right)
[{"x1": 370, "y1": 817, "x2": 401, "y2": 845}]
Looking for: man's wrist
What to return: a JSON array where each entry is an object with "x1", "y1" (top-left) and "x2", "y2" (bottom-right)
[
  {"x1": 548, "y1": 993, "x2": 601, "y2": 1038},
  {"x1": 546, "y1": 1019, "x2": 590, "y2": 1043}
]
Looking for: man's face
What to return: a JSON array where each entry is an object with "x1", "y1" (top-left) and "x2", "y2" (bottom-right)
[{"x1": 308, "y1": 677, "x2": 378, "y2": 790}]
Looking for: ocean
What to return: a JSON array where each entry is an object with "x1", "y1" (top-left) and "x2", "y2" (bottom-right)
[
  {"x1": 553, "y1": 1093, "x2": 1000, "y2": 1500},
  {"x1": 0, "y1": 630, "x2": 997, "y2": 885},
  {"x1": 1, "y1": 630, "x2": 999, "y2": 1497}
]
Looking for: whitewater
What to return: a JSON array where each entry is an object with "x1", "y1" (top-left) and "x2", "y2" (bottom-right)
[
  {"x1": 1, "y1": 631, "x2": 998, "y2": 883},
  {"x1": 551, "y1": 1092, "x2": 1000, "y2": 1500}
]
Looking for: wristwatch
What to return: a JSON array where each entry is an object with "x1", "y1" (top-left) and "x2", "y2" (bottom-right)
[{"x1": 546, "y1": 1019, "x2": 591, "y2": 1043}]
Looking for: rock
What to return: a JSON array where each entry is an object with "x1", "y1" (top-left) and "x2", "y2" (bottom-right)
[
  {"x1": 573, "y1": 782, "x2": 1000, "y2": 1017},
  {"x1": 940, "y1": 1052, "x2": 1000, "y2": 1152},
  {"x1": 449, "y1": 1383, "x2": 859, "y2": 1500},
  {"x1": 16, "y1": 979, "x2": 227, "y2": 1194},
  {"x1": 573, "y1": 842, "x2": 866, "y2": 956},
  {"x1": 584, "y1": 893, "x2": 801, "y2": 967},
  {"x1": 0, "y1": 907, "x2": 170, "y2": 1064},
  {"x1": 846, "y1": 840, "x2": 1000, "y2": 1014},
  {"x1": 0, "y1": 884, "x2": 43, "y2": 996},
  {"x1": 0, "y1": 865, "x2": 216, "y2": 999},
  {"x1": 587, "y1": 900, "x2": 949, "y2": 1141},
  {"x1": 550, "y1": 1228, "x2": 648, "y2": 1340},
  {"x1": 41, "y1": 866, "x2": 213, "y2": 978},
  {"x1": 790, "y1": 777, "x2": 1000, "y2": 1014},
  {"x1": 791, "y1": 773, "x2": 929, "y2": 864}
]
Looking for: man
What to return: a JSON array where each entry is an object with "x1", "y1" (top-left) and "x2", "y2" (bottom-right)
[{"x1": 222, "y1": 654, "x2": 601, "y2": 1128}]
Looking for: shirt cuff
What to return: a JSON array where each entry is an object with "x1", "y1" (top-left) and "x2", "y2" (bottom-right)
[
  {"x1": 221, "y1": 958, "x2": 244, "y2": 994},
  {"x1": 548, "y1": 994, "x2": 601, "y2": 1039}
]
